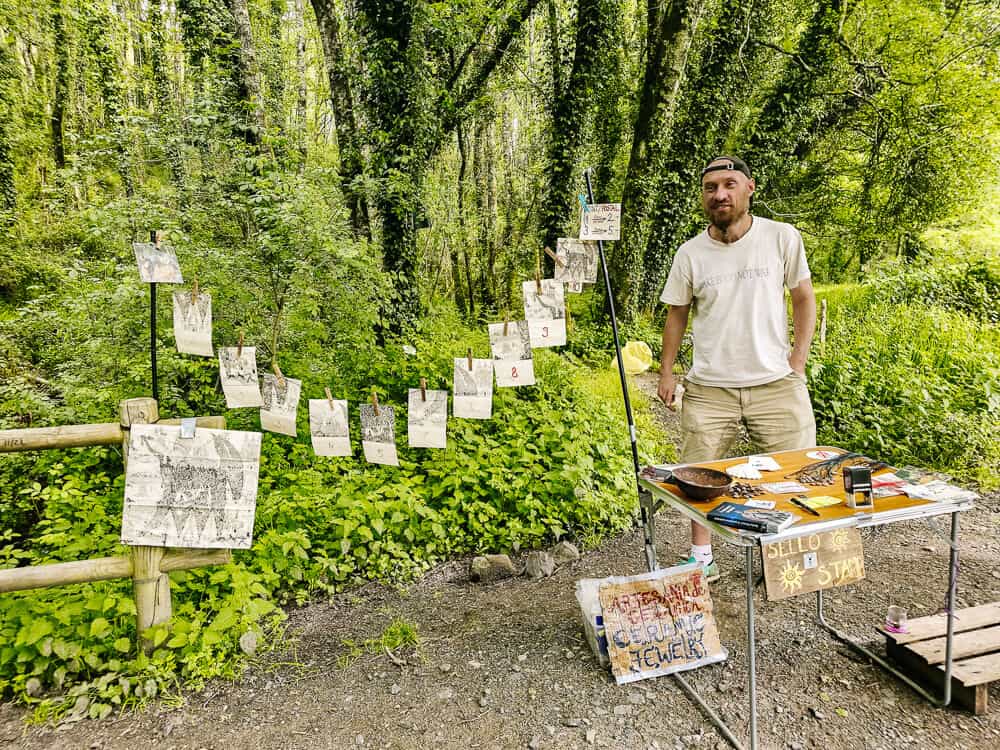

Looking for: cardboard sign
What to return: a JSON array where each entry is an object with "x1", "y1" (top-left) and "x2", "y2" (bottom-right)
[
  {"x1": 121, "y1": 424, "x2": 261, "y2": 549},
  {"x1": 598, "y1": 563, "x2": 727, "y2": 684},
  {"x1": 763, "y1": 527, "x2": 865, "y2": 601},
  {"x1": 580, "y1": 203, "x2": 621, "y2": 241}
]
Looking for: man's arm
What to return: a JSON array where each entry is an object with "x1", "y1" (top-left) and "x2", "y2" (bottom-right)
[
  {"x1": 788, "y1": 278, "x2": 816, "y2": 375},
  {"x1": 657, "y1": 304, "x2": 690, "y2": 408}
]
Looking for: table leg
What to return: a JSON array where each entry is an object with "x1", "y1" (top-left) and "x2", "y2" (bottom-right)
[
  {"x1": 815, "y1": 512, "x2": 961, "y2": 707},
  {"x1": 639, "y1": 489, "x2": 658, "y2": 571},
  {"x1": 746, "y1": 545, "x2": 757, "y2": 749}
]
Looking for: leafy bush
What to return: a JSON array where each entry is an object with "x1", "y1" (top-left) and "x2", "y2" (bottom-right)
[{"x1": 809, "y1": 297, "x2": 999, "y2": 487}]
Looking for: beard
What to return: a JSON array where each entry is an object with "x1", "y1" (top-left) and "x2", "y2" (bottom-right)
[{"x1": 706, "y1": 201, "x2": 748, "y2": 231}]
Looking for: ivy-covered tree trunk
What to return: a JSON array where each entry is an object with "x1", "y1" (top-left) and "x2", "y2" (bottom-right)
[
  {"x1": 741, "y1": 0, "x2": 845, "y2": 192},
  {"x1": 637, "y1": 0, "x2": 773, "y2": 309},
  {"x1": 540, "y1": 0, "x2": 613, "y2": 256},
  {"x1": 148, "y1": 1, "x2": 183, "y2": 190},
  {"x1": 610, "y1": 0, "x2": 693, "y2": 318},
  {"x1": 311, "y1": 0, "x2": 371, "y2": 239},
  {"x1": 51, "y1": 0, "x2": 69, "y2": 169},
  {"x1": 227, "y1": 0, "x2": 266, "y2": 146},
  {"x1": 0, "y1": 36, "x2": 16, "y2": 224}
]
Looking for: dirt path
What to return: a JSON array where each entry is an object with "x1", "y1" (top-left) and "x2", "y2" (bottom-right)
[{"x1": 3, "y1": 374, "x2": 999, "y2": 750}]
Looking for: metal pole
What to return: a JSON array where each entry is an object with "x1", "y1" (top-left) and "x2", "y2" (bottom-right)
[
  {"x1": 943, "y1": 511, "x2": 960, "y2": 706},
  {"x1": 746, "y1": 546, "x2": 757, "y2": 749},
  {"x1": 583, "y1": 170, "x2": 654, "y2": 565},
  {"x1": 149, "y1": 230, "x2": 159, "y2": 402}
]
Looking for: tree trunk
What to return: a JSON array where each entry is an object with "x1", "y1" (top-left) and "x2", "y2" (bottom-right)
[
  {"x1": 227, "y1": 0, "x2": 266, "y2": 146},
  {"x1": 294, "y1": 0, "x2": 308, "y2": 158},
  {"x1": 638, "y1": 0, "x2": 773, "y2": 309},
  {"x1": 310, "y1": 0, "x2": 371, "y2": 239},
  {"x1": 0, "y1": 37, "x2": 16, "y2": 224},
  {"x1": 540, "y1": 0, "x2": 613, "y2": 258},
  {"x1": 453, "y1": 121, "x2": 470, "y2": 315},
  {"x1": 51, "y1": 0, "x2": 69, "y2": 169},
  {"x1": 610, "y1": 0, "x2": 696, "y2": 317}
]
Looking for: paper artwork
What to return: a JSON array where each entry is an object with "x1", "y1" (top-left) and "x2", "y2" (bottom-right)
[
  {"x1": 408, "y1": 389, "x2": 448, "y2": 449},
  {"x1": 453, "y1": 358, "x2": 493, "y2": 419},
  {"x1": 309, "y1": 399, "x2": 352, "y2": 456},
  {"x1": 121, "y1": 424, "x2": 262, "y2": 549},
  {"x1": 555, "y1": 238, "x2": 599, "y2": 290},
  {"x1": 598, "y1": 562, "x2": 727, "y2": 684},
  {"x1": 173, "y1": 290, "x2": 213, "y2": 356},
  {"x1": 260, "y1": 374, "x2": 301, "y2": 437},
  {"x1": 133, "y1": 242, "x2": 184, "y2": 284},
  {"x1": 579, "y1": 203, "x2": 621, "y2": 241},
  {"x1": 488, "y1": 321, "x2": 535, "y2": 387},
  {"x1": 360, "y1": 404, "x2": 399, "y2": 466},
  {"x1": 522, "y1": 279, "x2": 567, "y2": 348},
  {"x1": 219, "y1": 347, "x2": 264, "y2": 408}
]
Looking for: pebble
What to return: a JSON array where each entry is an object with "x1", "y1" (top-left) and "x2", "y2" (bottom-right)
[
  {"x1": 468, "y1": 660, "x2": 483, "y2": 669},
  {"x1": 479, "y1": 696, "x2": 489, "y2": 708},
  {"x1": 356, "y1": 735, "x2": 365, "y2": 746},
  {"x1": 439, "y1": 663, "x2": 452, "y2": 674},
  {"x1": 528, "y1": 736, "x2": 541, "y2": 750},
  {"x1": 628, "y1": 692, "x2": 646, "y2": 705},
  {"x1": 613, "y1": 704, "x2": 632, "y2": 716},
  {"x1": 518, "y1": 653, "x2": 528, "y2": 662},
  {"x1": 564, "y1": 650, "x2": 575, "y2": 660},
  {"x1": 389, "y1": 684, "x2": 401, "y2": 695},
  {"x1": 586, "y1": 729, "x2": 597, "y2": 744},
  {"x1": 564, "y1": 718, "x2": 582, "y2": 727}
]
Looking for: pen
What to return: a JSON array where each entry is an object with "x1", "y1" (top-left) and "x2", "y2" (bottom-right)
[{"x1": 790, "y1": 496, "x2": 821, "y2": 517}]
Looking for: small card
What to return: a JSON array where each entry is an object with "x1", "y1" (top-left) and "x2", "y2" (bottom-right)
[
  {"x1": 579, "y1": 203, "x2": 621, "y2": 241},
  {"x1": 745, "y1": 500, "x2": 776, "y2": 509},
  {"x1": 453, "y1": 358, "x2": 493, "y2": 419},
  {"x1": 219, "y1": 347, "x2": 263, "y2": 408},
  {"x1": 260, "y1": 374, "x2": 301, "y2": 437},
  {"x1": 173, "y1": 290, "x2": 213, "y2": 356},
  {"x1": 760, "y1": 481, "x2": 811, "y2": 494},
  {"x1": 748, "y1": 455, "x2": 781, "y2": 471},
  {"x1": 133, "y1": 241, "x2": 184, "y2": 284},
  {"x1": 489, "y1": 321, "x2": 536, "y2": 387},
  {"x1": 802, "y1": 495, "x2": 842, "y2": 509},
  {"x1": 309, "y1": 398, "x2": 351, "y2": 456},
  {"x1": 522, "y1": 279, "x2": 567, "y2": 348},
  {"x1": 360, "y1": 404, "x2": 399, "y2": 466},
  {"x1": 408, "y1": 388, "x2": 447, "y2": 449}
]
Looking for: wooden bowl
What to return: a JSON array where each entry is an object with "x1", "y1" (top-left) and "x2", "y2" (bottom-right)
[{"x1": 669, "y1": 466, "x2": 733, "y2": 501}]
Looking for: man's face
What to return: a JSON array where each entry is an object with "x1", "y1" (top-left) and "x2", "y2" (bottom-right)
[{"x1": 701, "y1": 166, "x2": 755, "y2": 229}]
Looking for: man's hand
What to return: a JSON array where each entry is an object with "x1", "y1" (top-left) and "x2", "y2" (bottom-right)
[
  {"x1": 658, "y1": 371, "x2": 678, "y2": 410},
  {"x1": 788, "y1": 354, "x2": 807, "y2": 376}
]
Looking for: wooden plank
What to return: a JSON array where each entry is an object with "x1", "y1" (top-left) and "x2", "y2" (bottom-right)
[
  {"x1": 161, "y1": 548, "x2": 231, "y2": 572},
  {"x1": 882, "y1": 602, "x2": 1000, "y2": 645},
  {"x1": 0, "y1": 556, "x2": 132, "y2": 593},
  {"x1": 949, "y1": 651, "x2": 1000, "y2": 687},
  {"x1": 0, "y1": 423, "x2": 123, "y2": 453},
  {"x1": 906, "y1": 624, "x2": 1000, "y2": 664},
  {"x1": 885, "y1": 639, "x2": 986, "y2": 714},
  {"x1": 763, "y1": 527, "x2": 864, "y2": 601}
]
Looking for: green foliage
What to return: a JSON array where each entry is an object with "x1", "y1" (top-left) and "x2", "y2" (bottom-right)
[{"x1": 809, "y1": 280, "x2": 999, "y2": 487}]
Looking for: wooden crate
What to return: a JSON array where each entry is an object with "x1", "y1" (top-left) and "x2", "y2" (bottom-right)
[{"x1": 881, "y1": 602, "x2": 1000, "y2": 714}]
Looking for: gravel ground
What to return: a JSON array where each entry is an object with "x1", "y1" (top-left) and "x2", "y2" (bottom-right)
[{"x1": 2, "y1": 374, "x2": 998, "y2": 750}]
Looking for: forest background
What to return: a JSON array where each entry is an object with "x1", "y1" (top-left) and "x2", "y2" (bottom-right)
[{"x1": 0, "y1": 0, "x2": 998, "y2": 724}]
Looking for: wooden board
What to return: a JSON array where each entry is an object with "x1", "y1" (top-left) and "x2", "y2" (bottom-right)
[
  {"x1": 948, "y1": 651, "x2": 1000, "y2": 687},
  {"x1": 880, "y1": 601, "x2": 1000, "y2": 645},
  {"x1": 762, "y1": 527, "x2": 865, "y2": 601},
  {"x1": 885, "y1": 639, "x2": 987, "y2": 714},
  {"x1": 646, "y1": 446, "x2": 944, "y2": 530},
  {"x1": 905, "y1": 623, "x2": 1000, "y2": 665}
]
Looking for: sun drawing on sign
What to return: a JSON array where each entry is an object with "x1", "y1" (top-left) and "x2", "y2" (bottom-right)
[
  {"x1": 779, "y1": 560, "x2": 805, "y2": 594},
  {"x1": 830, "y1": 529, "x2": 851, "y2": 553}
]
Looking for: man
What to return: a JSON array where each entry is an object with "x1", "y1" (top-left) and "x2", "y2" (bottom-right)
[{"x1": 656, "y1": 155, "x2": 817, "y2": 581}]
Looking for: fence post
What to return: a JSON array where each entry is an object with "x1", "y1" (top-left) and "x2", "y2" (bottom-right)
[{"x1": 119, "y1": 397, "x2": 171, "y2": 652}]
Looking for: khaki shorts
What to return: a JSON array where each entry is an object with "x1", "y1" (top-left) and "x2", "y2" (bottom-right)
[{"x1": 679, "y1": 372, "x2": 817, "y2": 463}]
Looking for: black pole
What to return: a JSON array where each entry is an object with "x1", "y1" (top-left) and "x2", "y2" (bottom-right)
[
  {"x1": 583, "y1": 169, "x2": 659, "y2": 571},
  {"x1": 583, "y1": 170, "x2": 642, "y2": 480},
  {"x1": 149, "y1": 230, "x2": 159, "y2": 402}
]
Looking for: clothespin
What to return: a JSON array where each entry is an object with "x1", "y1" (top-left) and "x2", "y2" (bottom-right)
[
  {"x1": 371, "y1": 388, "x2": 380, "y2": 417},
  {"x1": 578, "y1": 194, "x2": 590, "y2": 213},
  {"x1": 544, "y1": 246, "x2": 566, "y2": 268},
  {"x1": 191, "y1": 276, "x2": 199, "y2": 303},
  {"x1": 272, "y1": 360, "x2": 285, "y2": 387},
  {"x1": 419, "y1": 377, "x2": 427, "y2": 402},
  {"x1": 503, "y1": 311, "x2": 509, "y2": 337},
  {"x1": 325, "y1": 387, "x2": 334, "y2": 410},
  {"x1": 237, "y1": 330, "x2": 244, "y2": 358},
  {"x1": 150, "y1": 230, "x2": 158, "y2": 247},
  {"x1": 535, "y1": 252, "x2": 542, "y2": 294},
  {"x1": 467, "y1": 348, "x2": 473, "y2": 371}
]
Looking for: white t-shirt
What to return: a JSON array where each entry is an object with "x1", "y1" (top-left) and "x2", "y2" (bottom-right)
[{"x1": 660, "y1": 216, "x2": 810, "y2": 388}]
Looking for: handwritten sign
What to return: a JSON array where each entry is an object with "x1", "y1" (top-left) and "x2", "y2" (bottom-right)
[
  {"x1": 598, "y1": 563, "x2": 726, "y2": 684},
  {"x1": 763, "y1": 527, "x2": 865, "y2": 601},
  {"x1": 580, "y1": 203, "x2": 621, "y2": 241}
]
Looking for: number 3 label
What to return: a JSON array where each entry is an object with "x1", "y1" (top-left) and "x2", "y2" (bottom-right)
[{"x1": 542, "y1": 326, "x2": 549, "y2": 338}]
